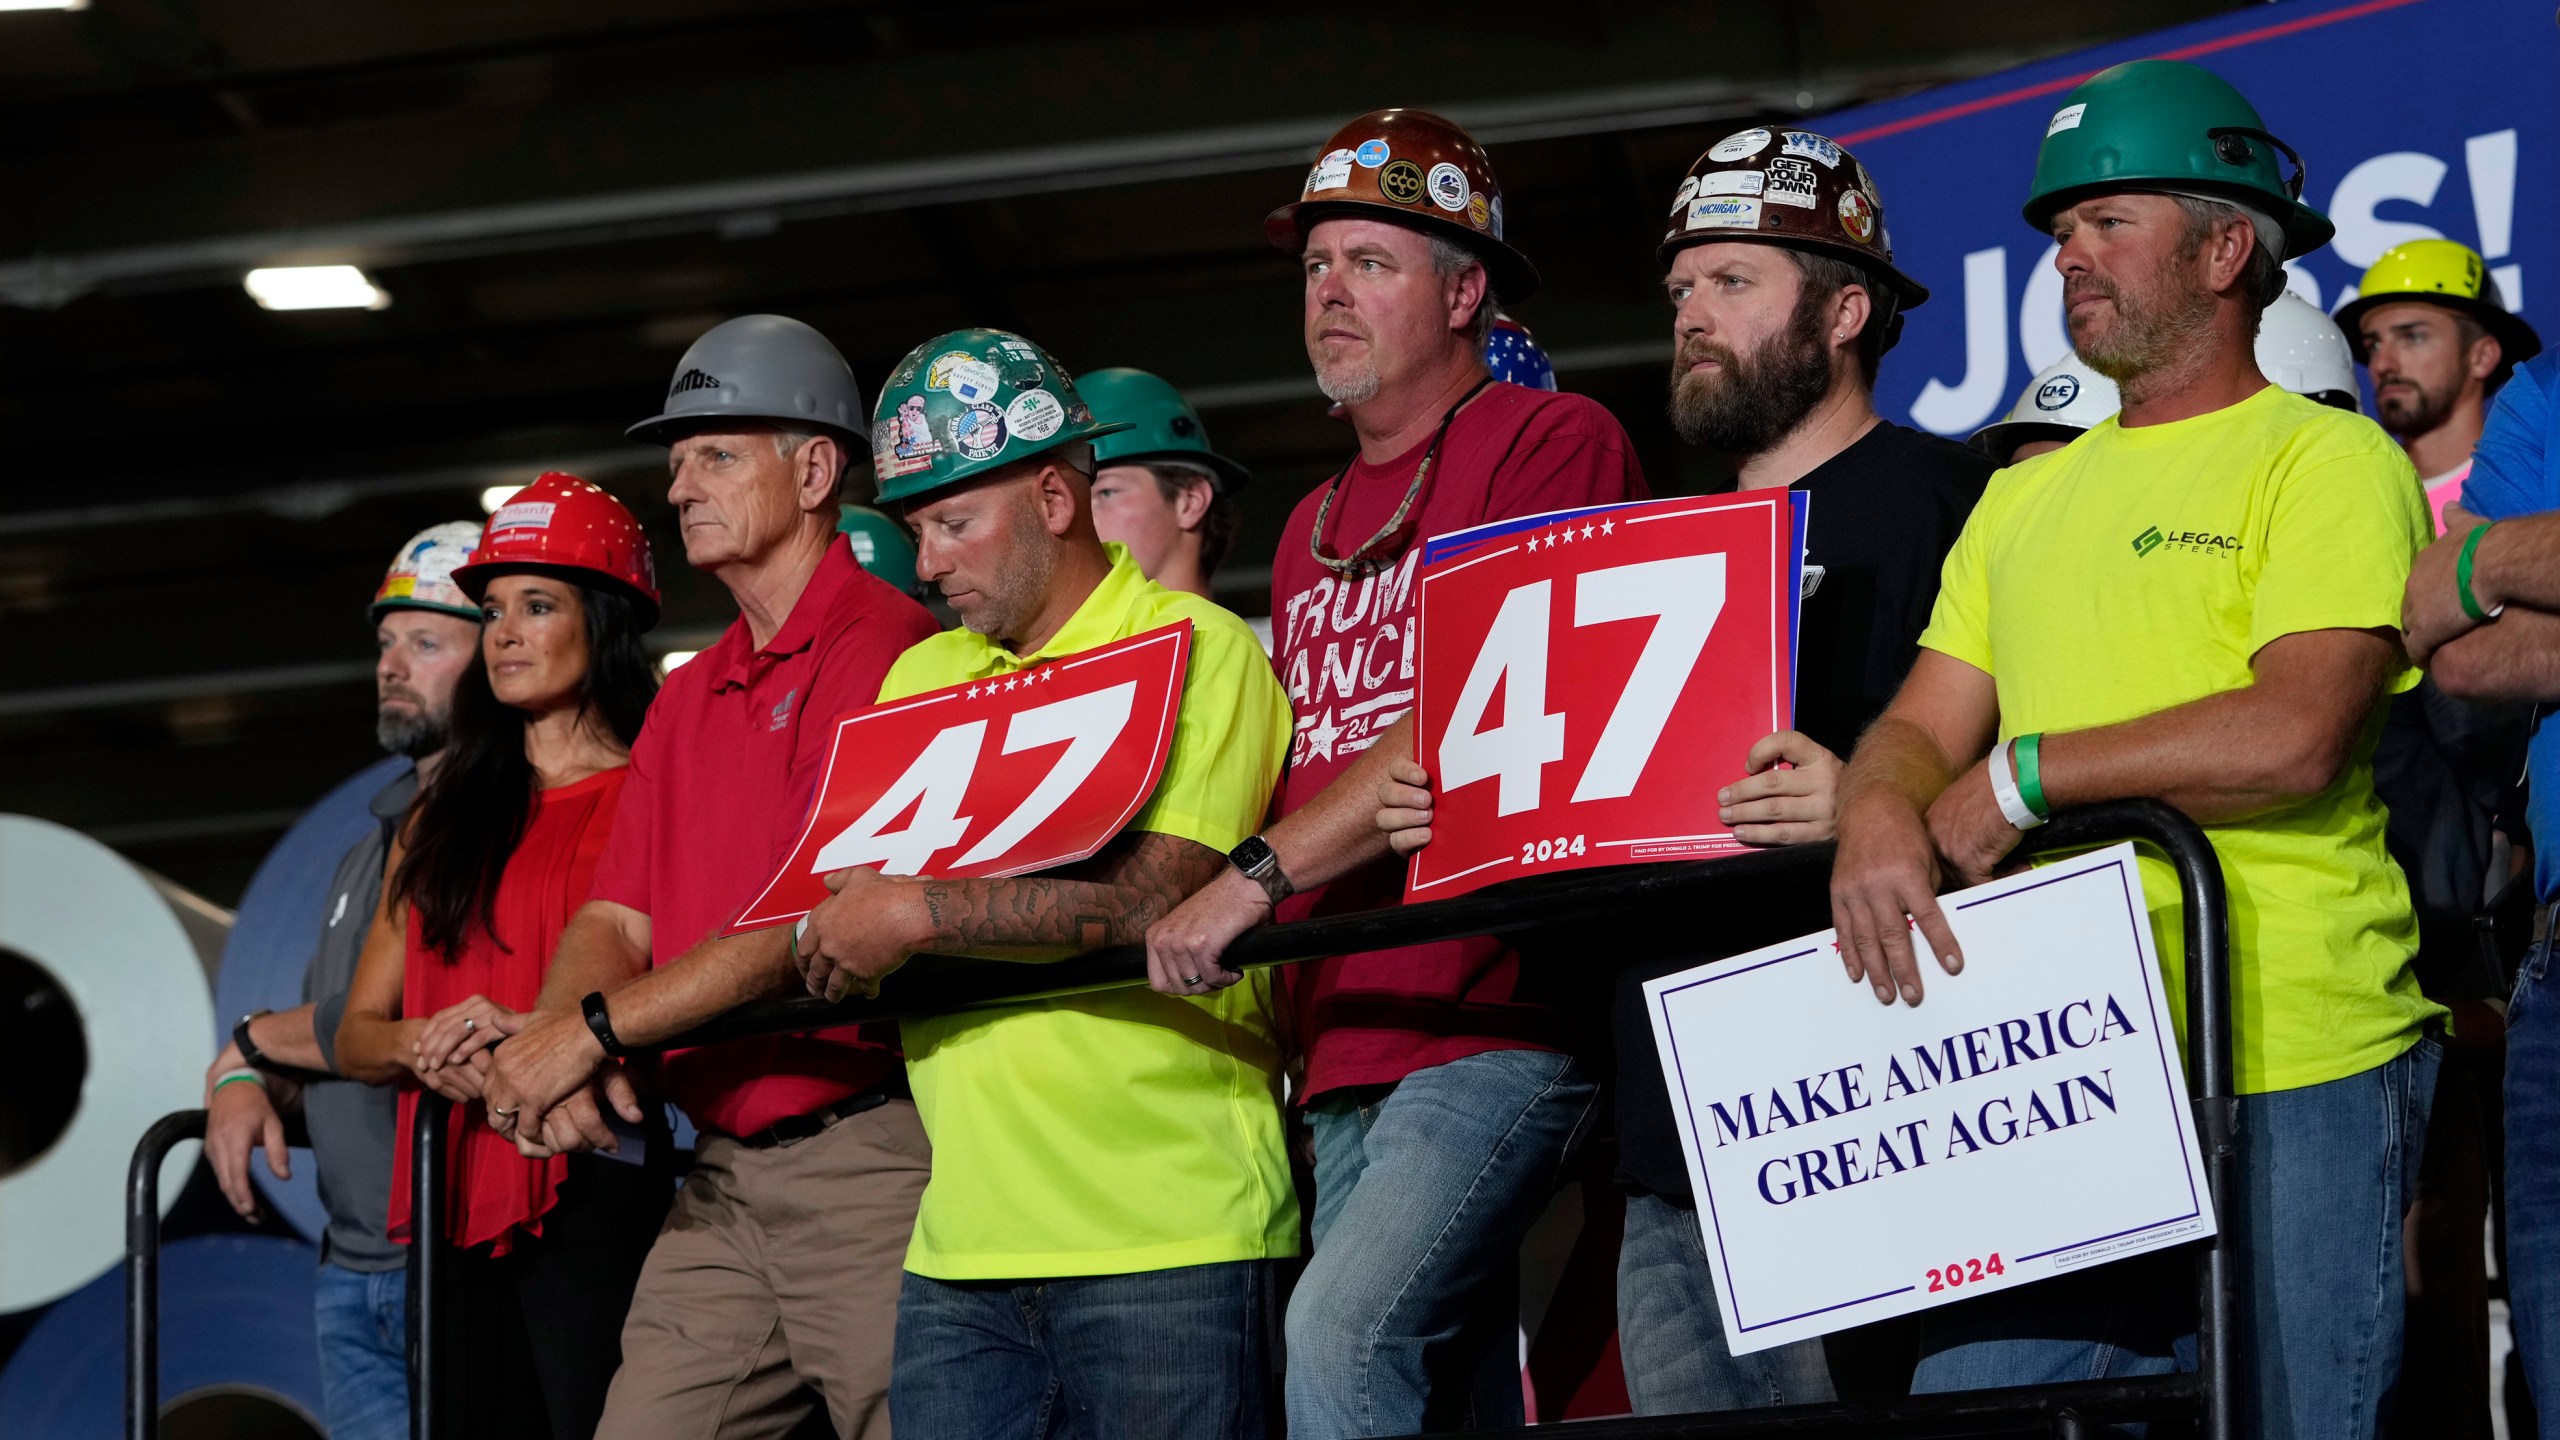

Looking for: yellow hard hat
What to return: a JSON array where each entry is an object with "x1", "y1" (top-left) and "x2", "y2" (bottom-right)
[{"x1": 2334, "y1": 238, "x2": 2540, "y2": 367}]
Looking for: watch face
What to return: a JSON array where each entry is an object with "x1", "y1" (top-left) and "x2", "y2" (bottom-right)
[{"x1": 1231, "y1": 836, "x2": 1275, "y2": 873}]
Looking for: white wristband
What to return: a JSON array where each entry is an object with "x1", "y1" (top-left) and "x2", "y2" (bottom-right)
[{"x1": 1987, "y1": 739, "x2": 2044, "y2": 831}]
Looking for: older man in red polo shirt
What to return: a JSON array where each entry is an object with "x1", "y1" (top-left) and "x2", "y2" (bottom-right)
[{"x1": 484, "y1": 315, "x2": 937, "y2": 1440}]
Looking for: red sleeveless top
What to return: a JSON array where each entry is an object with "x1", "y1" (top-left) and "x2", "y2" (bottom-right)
[{"x1": 389, "y1": 766, "x2": 626, "y2": 1255}]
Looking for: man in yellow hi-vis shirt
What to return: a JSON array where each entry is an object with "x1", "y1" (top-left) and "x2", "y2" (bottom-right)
[
  {"x1": 796, "y1": 328, "x2": 1296, "y2": 1440},
  {"x1": 1826, "y1": 63, "x2": 2440, "y2": 1440}
]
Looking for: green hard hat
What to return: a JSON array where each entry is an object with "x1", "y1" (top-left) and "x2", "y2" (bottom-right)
[
  {"x1": 837, "y1": 504, "x2": 921, "y2": 591},
  {"x1": 868, "y1": 328, "x2": 1129, "y2": 506},
  {"x1": 2023, "y1": 60, "x2": 2332, "y2": 259},
  {"x1": 1080, "y1": 368, "x2": 1250, "y2": 495}
]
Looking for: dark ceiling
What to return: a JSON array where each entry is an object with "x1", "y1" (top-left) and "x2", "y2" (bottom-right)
[{"x1": 0, "y1": 0, "x2": 2236, "y2": 904}]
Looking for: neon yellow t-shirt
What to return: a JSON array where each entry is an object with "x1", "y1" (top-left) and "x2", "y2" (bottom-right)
[
  {"x1": 879, "y1": 543, "x2": 1299, "y2": 1279},
  {"x1": 1920, "y1": 384, "x2": 2443, "y2": 1095}
]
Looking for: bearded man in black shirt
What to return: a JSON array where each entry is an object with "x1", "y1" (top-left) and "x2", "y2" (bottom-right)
[{"x1": 1377, "y1": 126, "x2": 1988, "y2": 1416}]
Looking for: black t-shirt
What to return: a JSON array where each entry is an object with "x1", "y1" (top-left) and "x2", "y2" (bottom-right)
[{"x1": 1612, "y1": 420, "x2": 1991, "y2": 1198}]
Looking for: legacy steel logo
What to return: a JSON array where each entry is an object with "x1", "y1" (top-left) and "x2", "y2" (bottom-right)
[{"x1": 2132, "y1": 525, "x2": 2243, "y2": 558}]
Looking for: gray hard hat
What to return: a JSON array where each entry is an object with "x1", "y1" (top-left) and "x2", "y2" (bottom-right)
[{"x1": 627, "y1": 314, "x2": 870, "y2": 445}]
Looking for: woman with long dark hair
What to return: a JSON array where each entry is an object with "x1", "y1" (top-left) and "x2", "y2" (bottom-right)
[{"x1": 336, "y1": 472, "x2": 669, "y2": 1439}]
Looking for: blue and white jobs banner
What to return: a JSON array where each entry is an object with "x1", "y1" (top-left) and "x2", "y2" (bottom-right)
[
  {"x1": 1643, "y1": 844, "x2": 2214, "y2": 1355},
  {"x1": 1807, "y1": 0, "x2": 2556, "y2": 435}
]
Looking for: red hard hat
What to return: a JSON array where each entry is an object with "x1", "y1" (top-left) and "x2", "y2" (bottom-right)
[
  {"x1": 452, "y1": 472, "x2": 661, "y2": 629},
  {"x1": 1266, "y1": 108, "x2": 1541, "y2": 303}
]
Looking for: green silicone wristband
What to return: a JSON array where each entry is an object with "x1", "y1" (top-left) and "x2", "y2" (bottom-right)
[
  {"x1": 2457, "y1": 522, "x2": 2498, "y2": 624},
  {"x1": 212, "y1": 1071, "x2": 267, "y2": 1095},
  {"x1": 2015, "y1": 732, "x2": 2050, "y2": 820}
]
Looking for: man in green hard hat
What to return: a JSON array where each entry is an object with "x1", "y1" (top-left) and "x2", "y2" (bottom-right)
[
  {"x1": 1079, "y1": 367, "x2": 1250, "y2": 601},
  {"x1": 840, "y1": 503, "x2": 925, "y2": 598},
  {"x1": 1826, "y1": 60, "x2": 2439, "y2": 1438},
  {"x1": 797, "y1": 328, "x2": 1298, "y2": 1440}
]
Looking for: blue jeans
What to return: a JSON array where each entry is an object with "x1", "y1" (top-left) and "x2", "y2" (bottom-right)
[
  {"x1": 313, "y1": 1262, "x2": 408, "y2": 1440},
  {"x1": 1286, "y1": 1047, "x2": 1601, "y2": 1440},
  {"x1": 1914, "y1": 1035, "x2": 2440, "y2": 1440},
  {"x1": 1616, "y1": 1189, "x2": 1834, "y2": 1415},
  {"x1": 889, "y1": 1260, "x2": 1277, "y2": 1440},
  {"x1": 2507, "y1": 937, "x2": 2560, "y2": 1422}
]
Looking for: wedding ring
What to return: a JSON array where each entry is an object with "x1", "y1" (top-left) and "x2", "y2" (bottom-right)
[{"x1": 462, "y1": 1018, "x2": 477, "y2": 1034}]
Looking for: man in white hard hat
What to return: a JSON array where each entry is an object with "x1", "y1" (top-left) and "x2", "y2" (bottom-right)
[{"x1": 201, "y1": 522, "x2": 481, "y2": 1440}]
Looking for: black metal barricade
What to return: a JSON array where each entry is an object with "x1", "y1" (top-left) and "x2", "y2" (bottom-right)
[{"x1": 127, "y1": 799, "x2": 2235, "y2": 1440}]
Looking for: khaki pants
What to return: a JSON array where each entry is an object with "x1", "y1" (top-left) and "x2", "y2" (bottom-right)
[{"x1": 598, "y1": 1100, "x2": 930, "y2": 1440}]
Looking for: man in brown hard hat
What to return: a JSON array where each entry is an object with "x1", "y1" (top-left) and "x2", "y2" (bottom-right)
[{"x1": 1148, "y1": 107, "x2": 1648, "y2": 1436}]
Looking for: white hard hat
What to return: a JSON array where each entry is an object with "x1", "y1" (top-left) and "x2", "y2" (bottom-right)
[
  {"x1": 1970, "y1": 351, "x2": 2122, "y2": 465},
  {"x1": 2256, "y1": 293, "x2": 2359, "y2": 411}
]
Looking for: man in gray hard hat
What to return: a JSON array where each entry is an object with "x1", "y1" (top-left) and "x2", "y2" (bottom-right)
[{"x1": 485, "y1": 314, "x2": 938, "y2": 1440}]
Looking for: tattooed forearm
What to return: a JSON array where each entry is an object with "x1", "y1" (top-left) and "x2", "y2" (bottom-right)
[{"x1": 915, "y1": 832, "x2": 1226, "y2": 960}]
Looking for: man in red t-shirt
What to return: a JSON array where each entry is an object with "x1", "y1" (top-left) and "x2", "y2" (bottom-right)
[
  {"x1": 483, "y1": 315, "x2": 938, "y2": 1440},
  {"x1": 1148, "y1": 108, "x2": 1647, "y2": 1437}
]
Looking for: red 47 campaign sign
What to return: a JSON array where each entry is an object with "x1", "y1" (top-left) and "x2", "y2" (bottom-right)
[
  {"x1": 1408, "y1": 493, "x2": 1799, "y2": 901},
  {"x1": 728, "y1": 622, "x2": 1193, "y2": 931}
]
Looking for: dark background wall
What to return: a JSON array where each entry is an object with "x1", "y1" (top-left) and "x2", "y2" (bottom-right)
[{"x1": 0, "y1": 0, "x2": 2236, "y2": 905}]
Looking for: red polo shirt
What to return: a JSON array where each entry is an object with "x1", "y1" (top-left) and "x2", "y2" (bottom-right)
[
  {"x1": 1269, "y1": 382, "x2": 1649, "y2": 1099},
  {"x1": 591, "y1": 539, "x2": 940, "y2": 1137}
]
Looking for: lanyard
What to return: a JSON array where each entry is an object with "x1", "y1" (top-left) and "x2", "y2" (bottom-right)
[{"x1": 1308, "y1": 376, "x2": 1496, "y2": 578}]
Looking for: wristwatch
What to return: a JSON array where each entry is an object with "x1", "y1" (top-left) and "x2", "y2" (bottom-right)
[
  {"x1": 1227, "y1": 835, "x2": 1295, "y2": 907},
  {"x1": 233, "y1": 1010, "x2": 276, "y2": 1072},
  {"x1": 580, "y1": 992, "x2": 628, "y2": 1060}
]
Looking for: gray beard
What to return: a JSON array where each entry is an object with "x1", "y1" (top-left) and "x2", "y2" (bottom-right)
[
  {"x1": 1316, "y1": 357, "x2": 1382, "y2": 406},
  {"x1": 376, "y1": 706, "x2": 450, "y2": 758}
]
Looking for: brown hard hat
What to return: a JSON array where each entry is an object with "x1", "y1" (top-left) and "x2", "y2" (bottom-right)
[
  {"x1": 1657, "y1": 127, "x2": 1929, "y2": 313},
  {"x1": 1266, "y1": 108, "x2": 1541, "y2": 303}
]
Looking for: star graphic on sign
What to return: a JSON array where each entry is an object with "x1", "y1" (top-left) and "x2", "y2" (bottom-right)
[
  {"x1": 1304, "y1": 708, "x2": 1344, "y2": 762},
  {"x1": 1581, "y1": 524, "x2": 1595, "y2": 540},
  {"x1": 1560, "y1": 526, "x2": 1574, "y2": 544},
  {"x1": 965, "y1": 685, "x2": 979, "y2": 699}
]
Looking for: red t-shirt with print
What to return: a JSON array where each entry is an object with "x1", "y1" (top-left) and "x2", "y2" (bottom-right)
[{"x1": 1268, "y1": 381, "x2": 1649, "y2": 1099}]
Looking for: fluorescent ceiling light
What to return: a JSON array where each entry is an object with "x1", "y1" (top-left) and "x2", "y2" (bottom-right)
[
  {"x1": 243, "y1": 265, "x2": 388, "y2": 311},
  {"x1": 659, "y1": 651, "x2": 699, "y2": 674},
  {"x1": 479, "y1": 485, "x2": 523, "y2": 514},
  {"x1": 0, "y1": 0, "x2": 91, "y2": 10}
]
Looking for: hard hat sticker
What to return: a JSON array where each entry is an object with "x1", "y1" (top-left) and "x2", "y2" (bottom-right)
[
  {"x1": 1467, "y1": 192, "x2": 1491, "y2": 231},
  {"x1": 490, "y1": 501, "x2": 557, "y2": 532},
  {"x1": 880, "y1": 395, "x2": 943, "y2": 478},
  {"x1": 1379, "y1": 159, "x2": 1426, "y2": 205},
  {"x1": 1764, "y1": 158, "x2": 1820, "y2": 210},
  {"x1": 928, "y1": 353, "x2": 1002, "y2": 406},
  {"x1": 1355, "y1": 139, "x2": 1391, "y2": 168},
  {"x1": 1780, "y1": 132, "x2": 1842, "y2": 169},
  {"x1": 1697, "y1": 170, "x2": 1766, "y2": 199},
  {"x1": 2036, "y1": 375, "x2": 2082, "y2": 411},
  {"x1": 1667, "y1": 175, "x2": 1700, "y2": 216},
  {"x1": 1836, "y1": 189, "x2": 1877, "y2": 243},
  {"x1": 1708, "y1": 128, "x2": 1770, "y2": 162},
  {"x1": 949, "y1": 404, "x2": 1007, "y2": 462},
  {"x1": 1006, "y1": 389, "x2": 1066, "y2": 444},
  {"x1": 1427, "y1": 162, "x2": 1469, "y2": 213},
  {"x1": 1489, "y1": 195, "x2": 1505, "y2": 240},
  {"x1": 1310, "y1": 148, "x2": 1357, "y2": 194},
  {"x1": 1686, "y1": 197, "x2": 1763, "y2": 232},
  {"x1": 2046, "y1": 103, "x2": 2087, "y2": 137}
]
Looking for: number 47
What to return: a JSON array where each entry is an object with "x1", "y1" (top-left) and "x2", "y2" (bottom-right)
[{"x1": 1439, "y1": 553, "x2": 1725, "y2": 816}]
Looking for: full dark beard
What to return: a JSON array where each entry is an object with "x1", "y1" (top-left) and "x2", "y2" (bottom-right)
[
  {"x1": 1666, "y1": 303, "x2": 1834, "y2": 457},
  {"x1": 2376, "y1": 378, "x2": 2457, "y2": 440}
]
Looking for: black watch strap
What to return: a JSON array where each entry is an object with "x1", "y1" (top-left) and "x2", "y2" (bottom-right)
[
  {"x1": 234, "y1": 1010, "x2": 276, "y2": 1071},
  {"x1": 581, "y1": 992, "x2": 628, "y2": 1060},
  {"x1": 1228, "y1": 835, "x2": 1294, "y2": 907}
]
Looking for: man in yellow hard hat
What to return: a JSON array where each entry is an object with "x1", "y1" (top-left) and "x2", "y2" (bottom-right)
[{"x1": 2337, "y1": 238, "x2": 2542, "y2": 534}]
